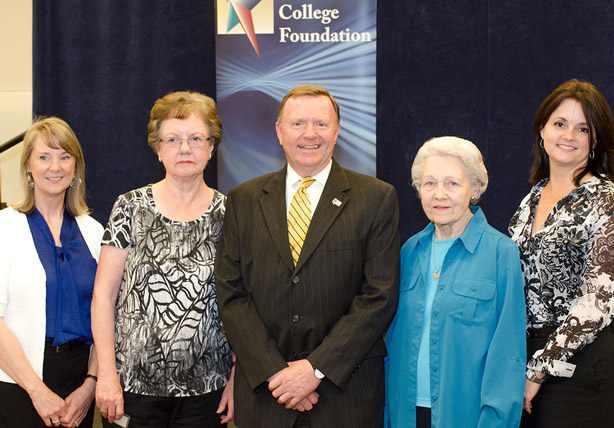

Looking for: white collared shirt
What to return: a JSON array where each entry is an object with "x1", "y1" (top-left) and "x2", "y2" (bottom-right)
[{"x1": 285, "y1": 161, "x2": 332, "y2": 218}]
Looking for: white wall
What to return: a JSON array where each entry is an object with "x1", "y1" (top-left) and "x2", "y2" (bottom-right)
[{"x1": 0, "y1": 0, "x2": 31, "y2": 205}]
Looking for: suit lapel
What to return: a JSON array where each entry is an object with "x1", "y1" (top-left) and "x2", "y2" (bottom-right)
[
  {"x1": 260, "y1": 168, "x2": 295, "y2": 272},
  {"x1": 295, "y1": 160, "x2": 350, "y2": 272}
]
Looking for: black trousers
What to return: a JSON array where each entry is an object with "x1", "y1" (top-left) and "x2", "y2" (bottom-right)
[
  {"x1": 0, "y1": 342, "x2": 95, "y2": 428},
  {"x1": 101, "y1": 388, "x2": 226, "y2": 428},
  {"x1": 520, "y1": 326, "x2": 614, "y2": 428},
  {"x1": 416, "y1": 406, "x2": 431, "y2": 428},
  {"x1": 293, "y1": 412, "x2": 312, "y2": 427}
]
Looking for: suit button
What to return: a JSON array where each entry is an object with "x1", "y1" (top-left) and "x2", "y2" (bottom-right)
[
  {"x1": 293, "y1": 276, "x2": 300, "y2": 284},
  {"x1": 292, "y1": 315, "x2": 299, "y2": 322}
]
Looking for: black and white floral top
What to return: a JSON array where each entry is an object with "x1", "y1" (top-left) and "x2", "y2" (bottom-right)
[
  {"x1": 102, "y1": 185, "x2": 232, "y2": 396},
  {"x1": 509, "y1": 176, "x2": 614, "y2": 375}
]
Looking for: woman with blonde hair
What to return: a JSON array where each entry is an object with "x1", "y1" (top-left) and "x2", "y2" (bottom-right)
[{"x1": 0, "y1": 116, "x2": 104, "y2": 428}]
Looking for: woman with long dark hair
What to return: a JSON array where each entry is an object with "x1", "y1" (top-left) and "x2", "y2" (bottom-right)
[{"x1": 510, "y1": 79, "x2": 614, "y2": 427}]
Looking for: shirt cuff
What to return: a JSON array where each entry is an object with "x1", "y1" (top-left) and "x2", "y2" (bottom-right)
[
  {"x1": 314, "y1": 368, "x2": 326, "y2": 380},
  {"x1": 527, "y1": 357, "x2": 576, "y2": 378}
]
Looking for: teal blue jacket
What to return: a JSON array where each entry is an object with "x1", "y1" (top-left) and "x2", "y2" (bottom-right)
[{"x1": 385, "y1": 207, "x2": 526, "y2": 428}]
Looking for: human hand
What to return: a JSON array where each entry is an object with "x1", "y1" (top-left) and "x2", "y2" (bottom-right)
[
  {"x1": 95, "y1": 373, "x2": 124, "y2": 424},
  {"x1": 523, "y1": 377, "x2": 542, "y2": 414},
  {"x1": 29, "y1": 384, "x2": 66, "y2": 427},
  {"x1": 268, "y1": 360, "x2": 321, "y2": 409},
  {"x1": 292, "y1": 391, "x2": 319, "y2": 412},
  {"x1": 217, "y1": 364, "x2": 235, "y2": 423},
  {"x1": 59, "y1": 377, "x2": 95, "y2": 427}
]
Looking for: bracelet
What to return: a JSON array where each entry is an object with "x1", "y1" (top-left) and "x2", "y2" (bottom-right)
[
  {"x1": 525, "y1": 369, "x2": 544, "y2": 384},
  {"x1": 85, "y1": 374, "x2": 98, "y2": 382}
]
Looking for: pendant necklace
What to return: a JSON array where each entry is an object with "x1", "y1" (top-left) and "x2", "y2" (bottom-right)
[{"x1": 432, "y1": 239, "x2": 442, "y2": 280}]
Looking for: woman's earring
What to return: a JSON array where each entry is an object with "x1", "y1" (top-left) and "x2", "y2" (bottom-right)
[
  {"x1": 69, "y1": 176, "x2": 81, "y2": 188},
  {"x1": 539, "y1": 139, "x2": 545, "y2": 149},
  {"x1": 208, "y1": 152, "x2": 212, "y2": 161},
  {"x1": 27, "y1": 172, "x2": 34, "y2": 189},
  {"x1": 158, "y1": 156, "x2": 162, "y2": 162},
  {"x1": 590, "y1": 149, "x2": 595, "y2": 160}
]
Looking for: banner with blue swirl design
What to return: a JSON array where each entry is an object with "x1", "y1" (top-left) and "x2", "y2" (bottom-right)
[{"x1": 215, "y1": 0, "x2": 376, "y2": 192}]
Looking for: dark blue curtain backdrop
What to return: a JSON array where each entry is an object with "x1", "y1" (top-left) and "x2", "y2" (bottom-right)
[
  {"x1": 34, "y1": 1, "x2": 614, "y2": 242},
  {"x1": 33, "y1": 1, "x2": 217, "y2": 224},
  {"x1": 377, "y1": 2, "x2": 614, "y2": 241}
]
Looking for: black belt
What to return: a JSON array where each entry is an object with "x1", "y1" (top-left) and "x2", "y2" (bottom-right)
[
  {"x1": 45, "y1": 340, "x2": 88, "y2": 353},
  {"x1": 526, "y1": 327, "x2": 557, "y2": 339},
  {"x1": 527, "y1": 323, "x2": 614, "y2": 339}
]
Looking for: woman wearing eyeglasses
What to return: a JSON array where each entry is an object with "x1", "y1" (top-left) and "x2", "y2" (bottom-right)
[{"x1": 91, "y1": 92, "x2": 234, "y2": 427}]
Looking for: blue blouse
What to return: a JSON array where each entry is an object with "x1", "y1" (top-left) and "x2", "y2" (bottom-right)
[
  {"x1": 385, "y1": 207, "x2": 526, "y2": 428},
  {"x1": 27, "y1": 209, "x2": 98, "y2": 346}
]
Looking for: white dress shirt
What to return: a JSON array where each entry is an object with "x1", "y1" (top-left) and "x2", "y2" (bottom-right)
[{"x1": 285, "y1": 160, "x2": 332, "y2": 218}]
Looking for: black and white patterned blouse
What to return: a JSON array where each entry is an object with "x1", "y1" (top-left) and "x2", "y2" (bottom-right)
[
  {"x1": 509, "y1": 176, "x2": 614, "y2": 375},
  {"x1": 102, "y1": 185, "x2": 232, "y2": 396}
]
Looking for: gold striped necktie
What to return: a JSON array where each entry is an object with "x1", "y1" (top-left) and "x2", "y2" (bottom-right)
[{"x1": 288, "y1": 177, "x2": 316, "y2": 266}]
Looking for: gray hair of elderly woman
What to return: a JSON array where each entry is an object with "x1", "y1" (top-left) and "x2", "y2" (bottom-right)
[{"x1": 411, "y1": 136, "x2": 489, "y2": 202}]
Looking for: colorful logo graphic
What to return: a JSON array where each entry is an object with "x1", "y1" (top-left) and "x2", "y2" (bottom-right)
[{"x1": 217, "y1": 0, "x2": 274, "y2": 57}]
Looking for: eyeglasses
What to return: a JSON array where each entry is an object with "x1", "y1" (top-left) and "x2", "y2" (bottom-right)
[{"x1": 160, "y1": 134, "x2": 211, "y2": 148}]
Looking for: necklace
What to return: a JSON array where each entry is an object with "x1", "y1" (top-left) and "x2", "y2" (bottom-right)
[{"x1": 432, "y1": 239, "x2": 442, "y2": 280}]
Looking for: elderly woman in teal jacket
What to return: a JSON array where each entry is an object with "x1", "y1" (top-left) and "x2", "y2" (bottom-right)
[{"x1": 384, "y1": 136, "x2": 526, "y2": 428}]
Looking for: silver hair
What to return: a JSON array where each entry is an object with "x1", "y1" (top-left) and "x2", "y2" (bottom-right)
[{"x1": 411, "y1": 136, "x2": 488, "y2": 202}]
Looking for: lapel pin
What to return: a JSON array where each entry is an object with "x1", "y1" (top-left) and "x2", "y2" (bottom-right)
[{"x1": 332, "y1": 198, "x2": 342, "y2": 206}]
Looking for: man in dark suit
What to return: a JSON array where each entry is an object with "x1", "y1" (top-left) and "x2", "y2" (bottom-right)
[{"x1": 215, "y1": 85, "x2": 400, "y2": 428}]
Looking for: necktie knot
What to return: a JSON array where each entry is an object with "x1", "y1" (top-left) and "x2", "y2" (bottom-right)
[{"x1": 300, "y1": 177, "x2": 315, "y2": 190}]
